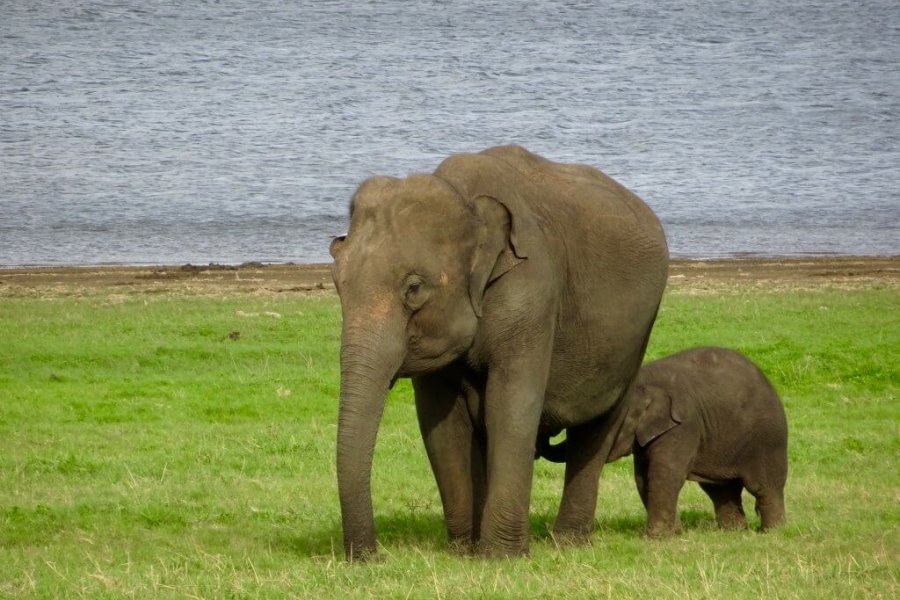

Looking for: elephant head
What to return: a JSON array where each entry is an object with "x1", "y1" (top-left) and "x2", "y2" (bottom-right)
[
  {"x1": 607, "y1": 384, "x2": 684, "y2": 462},
  {"x1": 329, "y1": 170, "x2": 525, "y2": 559}
]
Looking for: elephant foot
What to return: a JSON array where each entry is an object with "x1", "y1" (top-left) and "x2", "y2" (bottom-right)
[
  {"x1": 478, "y1": 513, "x2": 531, "y2": 557},
  {"x1": 714, "y1": 498, "x2": 748, "y2": 530},
  {"x1": 757, "y1": 514, "x2": 786, "y2": 532},
  {"x1": 477, "y1": 538, "x2": 530, "y2": 558},
  {"x1": 447, "y1": 537, "x2": 476, "y2": 556},
  {"x1": 550, "y1": 530, "x2": 593, "y2": 547},
  {"x1": 550, "y1": 522, "x2": 594, "y2": 547},
  {"x1": 756, "y1": 499, "x2": 787, "y2": 531},
  {"x1": 345, "y1": 546, "x2": 382, "y2": 563},
  {"x1": 644, "y1": 523, "x2": 679, "y2": 539},
  {"x1": 716, "y1": 514, "x2": 749, "y2": 531}
]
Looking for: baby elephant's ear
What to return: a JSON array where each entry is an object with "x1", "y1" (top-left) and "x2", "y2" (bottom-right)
[{"x1": 636, "y1": 388, "x2": 682, "y2": 447}]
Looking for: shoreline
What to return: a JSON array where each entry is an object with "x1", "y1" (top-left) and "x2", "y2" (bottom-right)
[
  {"x1": 1, "y1": 255, "x2": 898, "y2": 298},
  {"x1": 1, "y1": 251, "x2": 894, "y2": 271}
]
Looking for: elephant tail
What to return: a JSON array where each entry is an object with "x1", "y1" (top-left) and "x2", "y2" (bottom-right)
[{"x1": 534, "y1": 433, "x2": 568, "y2": 463}]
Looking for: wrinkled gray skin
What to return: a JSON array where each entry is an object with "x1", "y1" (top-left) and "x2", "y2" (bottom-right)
[
  {"x1": 547, "y1": 347, "x2": 788, "y2": 536},
  {"x1": 330, "y1": 146, "x2": 668, "y2": 559}
]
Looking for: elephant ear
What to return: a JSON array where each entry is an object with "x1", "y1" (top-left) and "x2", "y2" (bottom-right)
[
  {"x1": 607, "y1": 388, "x2": 652, "y2": 462},
  {"x1": 467, "y1": 195, "x2": 527, "y2": 318},
  {"x1": 635, "y1": 386, "x2": 683, "y2": 447},
  {"x1": 434, "y1": 151, "x2": 541, "y2": 317},
  {"x1": 329, "y1": 234, "x2": 347, "y2": 258}
]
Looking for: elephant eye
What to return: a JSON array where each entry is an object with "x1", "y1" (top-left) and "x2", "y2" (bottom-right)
[
  {"x1": 405, "y1": 281, "x2": 422, "y2": 303},
  {"x1": 403, "y1": 276, "x2": 430, "y2": 310}
]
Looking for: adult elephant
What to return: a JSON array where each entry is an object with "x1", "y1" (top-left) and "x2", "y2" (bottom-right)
[{"x1": 330, "y1": 145, "x2": 668, "y2": 560}]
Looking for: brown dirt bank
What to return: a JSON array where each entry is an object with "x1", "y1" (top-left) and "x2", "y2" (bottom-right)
[{"x1": 1, "y1": 256, "x2": 898, "y2": 299}]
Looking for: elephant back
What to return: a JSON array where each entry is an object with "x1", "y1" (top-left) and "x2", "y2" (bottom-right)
[{"x1": 435, "y1": 145, "x2": 668, "y2": 269}]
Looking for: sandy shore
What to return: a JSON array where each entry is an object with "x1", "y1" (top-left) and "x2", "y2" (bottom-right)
[{"x1": 1, "y1": 256, "x2": 898, "y2": 298}]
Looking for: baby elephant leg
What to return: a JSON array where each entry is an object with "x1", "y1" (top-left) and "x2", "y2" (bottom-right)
[
  {"x1": 634, "y1": 448, "x2": 689, "y2": 538},
  {"x1": 743, "y1": 467, "x2": 787, "y2": 530},
  {"x1": 751, "y1": 486, "x2": 787, "y2": 530},
  {"x1": 699, "y1": 481, "x2": 748, "y2": 530}
]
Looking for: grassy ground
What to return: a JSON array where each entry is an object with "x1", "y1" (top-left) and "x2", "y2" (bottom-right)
[{"x1": 1, "y1": 274, "x2": 898, "y2": 597}]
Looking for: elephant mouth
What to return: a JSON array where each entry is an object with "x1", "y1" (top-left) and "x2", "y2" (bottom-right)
[
  {"x1": 400, "y1": 335, "x2": 476, "y2": 377},
  {"x1": 397, "y1": 352, "x2": 460, "y2": 378}
]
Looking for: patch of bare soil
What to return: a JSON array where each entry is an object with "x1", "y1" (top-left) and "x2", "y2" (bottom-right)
[
  {"x1": 0, "y1": 257, "x2": 897, "y2": 299},
  {"x1": 0, "y1": 262, "x2": 333, "y2": 299},
  {"x1": 665, "y1": 256, "x2": 900, "y2": 294}
]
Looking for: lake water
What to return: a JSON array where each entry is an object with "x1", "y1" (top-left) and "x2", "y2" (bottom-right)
[{"x1": 2, "y1": 0, "x2": 898, "y2": 266}]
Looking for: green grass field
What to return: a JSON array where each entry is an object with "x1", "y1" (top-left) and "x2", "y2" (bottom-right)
[{"x1": 1, "y1": 283, "x2": 898, "y2": 598}]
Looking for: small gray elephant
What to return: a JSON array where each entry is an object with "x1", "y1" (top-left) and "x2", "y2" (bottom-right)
[{"x1": 540, "y1": 346, "x2": 788, "y2": 536}]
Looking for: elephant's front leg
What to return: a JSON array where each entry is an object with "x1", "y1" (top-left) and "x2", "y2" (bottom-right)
[
  {"x1": 479, "y1": 353, "x2": 550, "y2": 557},
  {"x1": 413, "y1": 373, "x2": 485, "y2": 552},
  {"x1": 641, "y1": 439, "x2": 693, "y2": 538}
]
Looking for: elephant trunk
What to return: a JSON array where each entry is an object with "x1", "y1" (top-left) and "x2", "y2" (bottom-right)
[{"x1": 336, "y1": 318, "x2": 404, "y2": 560}]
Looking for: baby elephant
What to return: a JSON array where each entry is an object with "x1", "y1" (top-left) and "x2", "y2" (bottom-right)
[{"x1": 608, "y1": 347, "x2": 788, "y2": 536}]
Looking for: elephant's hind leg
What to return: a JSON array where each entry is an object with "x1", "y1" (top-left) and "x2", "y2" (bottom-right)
[
  {"x1": 552, "y1": 419, "x2": 609, "y2": 542},
  {"x1": 750, "y1": 485, "x2": 786, "y2": 531},
  {"x1": 742, "y1": 463, "x2": 787, "y2": 531},
  {"x1": 699, "y1": 480, "x2": 748, "y2": 530},
  {"x1": 413, "y1": 373, "x2": 486, "y2": 551}
]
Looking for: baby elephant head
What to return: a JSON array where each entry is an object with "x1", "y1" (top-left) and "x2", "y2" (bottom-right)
[{"x1": 608, "y1": 384, "x2": 684, "y2": 462}]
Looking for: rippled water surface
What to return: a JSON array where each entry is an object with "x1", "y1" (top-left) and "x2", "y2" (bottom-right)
[{"x1": 2, "y1": 0, "x2": 898, "y2": 265}]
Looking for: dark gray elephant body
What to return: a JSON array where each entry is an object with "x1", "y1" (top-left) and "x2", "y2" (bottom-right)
[
  {"x1": 607, "y1": 347, "x2": 788, "y2": 536},
  {"x1": 330, "y1": 146, "x2": 668, "y2": 558}
]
